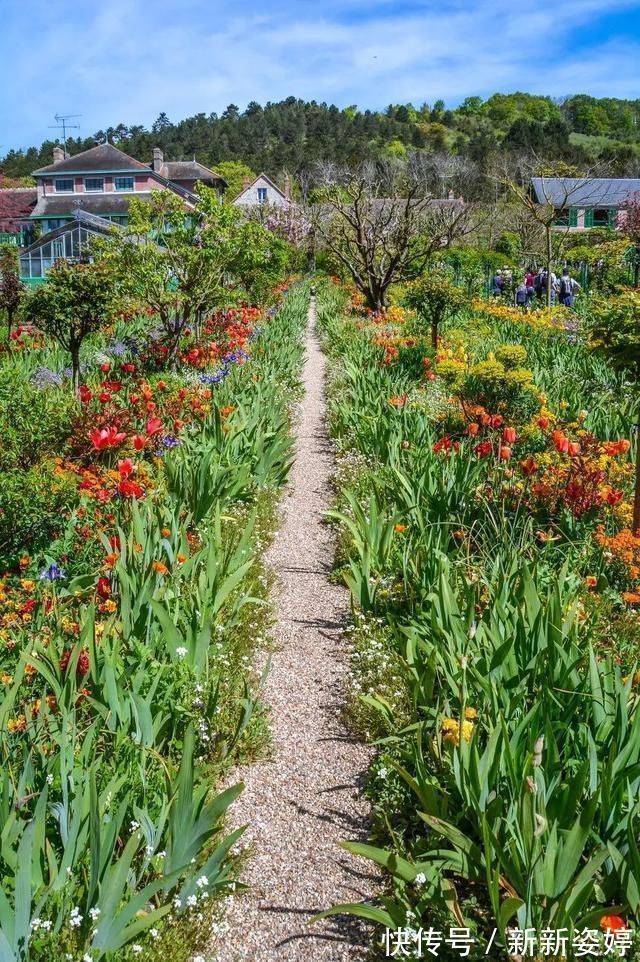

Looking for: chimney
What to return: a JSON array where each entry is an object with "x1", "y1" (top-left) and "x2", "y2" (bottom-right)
[
  {"x1": 53, "y1": 146, "x2": 65, "y2": 165},
  {"x1": 284, "y1": 174, "x2": 290, "y2": 200},
  {"x1": 242, "y1": 176, "x2": 251, "y2": 191},
  {"x1": 152, "y1": 147, "x2": 164, "y2": 173}
]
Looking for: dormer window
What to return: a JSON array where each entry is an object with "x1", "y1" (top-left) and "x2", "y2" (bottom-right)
[
  {"x1": 54, "y1": 178, "x2": 74, "y2": 193},
  {"x1": 85, "y1": 177, "x2": 104, "y2": 192}
]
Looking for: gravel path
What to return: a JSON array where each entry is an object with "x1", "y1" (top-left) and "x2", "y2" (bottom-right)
[{"x1": 213, "y1": 295, "x2": 378, "y2": 961}]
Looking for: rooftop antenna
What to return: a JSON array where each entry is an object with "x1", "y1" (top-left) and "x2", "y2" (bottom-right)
[{"x1": 49, "y1": 113, "x2": 82, "y2": 155}]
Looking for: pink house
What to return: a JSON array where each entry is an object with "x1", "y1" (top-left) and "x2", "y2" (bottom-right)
[{"x1": 30, "y1": 143, "x2": 226, "y2": 234}]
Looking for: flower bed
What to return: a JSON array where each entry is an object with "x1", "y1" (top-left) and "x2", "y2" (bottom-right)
[
  {"x1": 317, "y1": 279, "x2": 640, "y2": 959},
  {"x1": 0, "y1": 285, "x2": 308, "y2": 961}
]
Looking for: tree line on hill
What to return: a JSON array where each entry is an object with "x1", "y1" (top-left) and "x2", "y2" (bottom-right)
[{"x1": 1, "y1": 93, "x2": 640, "y2": 199}]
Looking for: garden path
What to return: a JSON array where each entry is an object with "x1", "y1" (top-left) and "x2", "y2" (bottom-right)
[{"x1": 213, "y1": 295, "x2": 377, "y2": 960}]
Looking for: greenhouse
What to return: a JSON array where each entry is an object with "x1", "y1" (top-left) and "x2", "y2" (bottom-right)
[{"x1": 19, "y1": 210, "x2": 117, "y2": 283}]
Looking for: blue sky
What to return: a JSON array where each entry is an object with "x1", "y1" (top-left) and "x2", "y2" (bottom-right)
[{"x1": 1, "y1": 0, "x2": 640, "y2": 152}]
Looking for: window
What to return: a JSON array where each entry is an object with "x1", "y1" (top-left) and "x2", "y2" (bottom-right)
[
  {"x1": 54, "y1": 178, "x2": 74, "y2": 193},
  {"x1": 84, "y1": 177, "x2": 104, "y2": 192},
  {"x1": 257, "y1": 187, "x2": 267, "y2": 203},
  {"x1": 42, "y1": 218, "x2": 67, "y2": 233},
  {"x1": 114, "y1": 176, "x2": 134, "y2": 191}
]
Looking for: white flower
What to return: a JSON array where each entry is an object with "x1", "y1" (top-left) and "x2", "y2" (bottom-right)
[
  {"x1": 173, "y1": 896, "x2": 182, "y2": 909},
  {"x1": 414, "y1": 872, "x2": 427, "y2": 886},
  {"x1": 186, "y1": 894, "x2": 197, "y2": 908},
  {"x1": 69, "y1": 906, "x2": 83, "y2": 928},
  {"x1": 46, "y1": 774, "x2": 54, "y2": 785},
  {"x1": 378, "y1": 766, "x2": 389, "y2": 779},
  {"x1": 89, "y1": 907, "x2": 101, "y2": 921},
  {"x1": 130, "y1": 820, "x2": 140, "y2": 831},
  {"x1": 176, "y1": 646, "x2": 188, "y2": 658},
  {"x1": 150, "y1": 927, "x2": 159, "y2": 939},
  {"x1": 132, "y1": 946, "x2": 143, "y2": 955},
  {"x1": 196, "y1": 875, "x2": 208, "y2": 889},
  {"x1": 84, "y1": 955, "x2": 93, "y2": 962},
  {"x1": 193, "y1": 956, "x2": 206, "y2": 962}
]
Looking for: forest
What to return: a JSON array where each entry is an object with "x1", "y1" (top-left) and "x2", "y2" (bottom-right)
[{"x1": 2, "y1": 92, "x2": 640, "y2": 195}]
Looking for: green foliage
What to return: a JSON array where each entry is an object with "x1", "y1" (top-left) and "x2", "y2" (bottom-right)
[
  {"x1": 404, "y1": 273, "x2": 466, "y2": 348},
  {"x1": 216, "y1": 160, "x2": 256, "y2": 201},
  {"x1": 0, "y1": 460, "x2": 77, "y2": 568},
  {"x1": 21, "y1": 260, "x2": 119, "y2": 390},
  {"x1": 590, "y1": 289, "x2": 640, "y2": 378}
]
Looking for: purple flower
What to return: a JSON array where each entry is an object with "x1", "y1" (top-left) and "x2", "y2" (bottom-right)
[
  {"x1": 40, "y1": 562, "x2": 66, "y2": 582},
  {"x1": 32, "y1": 367, "x2": 63, "y2": 389}
]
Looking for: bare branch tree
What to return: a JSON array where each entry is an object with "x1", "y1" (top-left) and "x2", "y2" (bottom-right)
[
  {"x1": 312, "y1": 161, "x2": 475, "y2": 311},
  {"x1": 500, "y1": 155, "x2": 610, "y2": 307}
]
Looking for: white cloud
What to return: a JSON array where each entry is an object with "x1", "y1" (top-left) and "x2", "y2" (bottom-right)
[{"x1": 1, "y1": 0, "x2": 639, "y2": 148}]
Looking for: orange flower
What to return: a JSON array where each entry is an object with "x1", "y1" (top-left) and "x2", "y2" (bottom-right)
[
  {"x1": 600, "y1": 915, "x2": 626, "y2": 933},
  {"x1": 152, "y1": 561, "x2": 169, "y2": 575},
  {"x1": 394, "y1": 524, "x2": 407, "y2": 533},
  {"x1": 585, "y1": 575, "x2": 597, "y2": 588},
  {"x1": 177, "y1": 553, "x2": 187, "y2": 563},
  {"x1": 161, "y1": 528, "x2": 171, "y2": 538}
]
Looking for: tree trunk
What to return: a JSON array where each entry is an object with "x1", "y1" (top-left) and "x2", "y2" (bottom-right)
[
  {"x1": 431, "y1": 319, "x2": 438, "y2": 350},
  {"x1": 70, "y1": 346, "x2": 81, "y2": 396},
  {"x1": 634, "y1": 412, "x2": 640, "y2": 535},
  {"x1": 6, "y1": 308, "x2": 13, "y2": 344}
]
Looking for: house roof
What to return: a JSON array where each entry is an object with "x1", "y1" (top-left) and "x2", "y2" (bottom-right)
[
  {"x1": 160, "y1": 160, "x2": 226, "y2": 185},
  {"x1": 30, "y1": 193, "x2": 149, "y2": 218},
  {"x1": 532, "y1": 177, "x2": 640, "y2": 208},
  {"x1": 0, "y1": 188, "x2": 37, "y2": 230},
  {"x1": 233, "y1": 172, "x2": 288, "y2": 203},
  {"x1": 33, "y1": 144, "x2": 151, "y2": 176}
]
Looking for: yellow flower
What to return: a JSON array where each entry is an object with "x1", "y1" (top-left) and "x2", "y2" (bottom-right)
[{"x1": 441, "y1": 716, "x2": 475, "y2": 746}]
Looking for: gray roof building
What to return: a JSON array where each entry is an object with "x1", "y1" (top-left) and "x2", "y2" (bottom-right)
[{"x1": 532, "y1": 177, "x2": 640, "y2": 208}]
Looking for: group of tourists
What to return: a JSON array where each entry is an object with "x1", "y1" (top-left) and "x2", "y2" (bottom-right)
[{"x1": 491, "y1": 267, "x2": 581, "y2": 309}]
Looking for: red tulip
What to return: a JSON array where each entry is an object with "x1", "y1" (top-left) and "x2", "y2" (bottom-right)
[
  {"x1": 489, "y1": 414, "x2": 504, "y2": 429},
  {"x1": 520, "y1": 456, "x2": 538, "y2": 476},
  {"x1": 474, "y1": 441, "x2": 492, "y2": 458},
  {"x1": 568, "y1": 441, "x2": 581, "y2": 457},
  {"x1": 467, "y1": 423, "x2": 480, "y2": 437},
  {"x1": 537, "y1": 416, "x2": 549, "y2": 430},
  {"x1": 122, "y1": 363, "x2": 136, "y2": 373},
  {"x1": 79, "y1": 385, "x2": 93, "y2": 404},
  {"x1": 600, "y1": 915, "x2": 626, "y2": 933},
  {"x1": 133, "y1": 435, "x2": 146, "y2": 451},
  {"x1": 90, "y1": 426, "x2": 127, "y2": 451},
  {"x1": 553, "y1": 431, "x2": 569, "y2": 454},
  {"x1": 99, "y1": 392, "x2": 111, "y2": 404},
  {"x1": 118, "y1": 458, "x2": 134, "y2": 479},
  {"x1": 503, "y1": 427, "x2": 517, "y2": 444},
  {"x1": 499, "y1": 445, "x2": 512, "y2": 461},
  {"x1": 146, "y1": 417, "x2": 164, "y2": 437}
]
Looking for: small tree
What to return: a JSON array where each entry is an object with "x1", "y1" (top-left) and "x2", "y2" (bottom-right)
[
  {"x1": 590, "y1": 289, "x2": 640, "y2": 531},
  {"x1": 405, "y1": 273, "x2": 467, "y2": 349},
  {"x1": 0, "y1": 246, "x2": 24, "y2": 343},
  {"x1": 104, "y1": 187, "x2": 287, "y2": 365},
  {"x1": 23, "y1": 260, "x2": 118, "y2": 393}
]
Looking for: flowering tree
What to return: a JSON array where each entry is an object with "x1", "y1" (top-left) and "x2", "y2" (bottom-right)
[
  {"x1": 617, "y1": 192, "x2": 640, "y2": 287},
  {"x1": 22, "y1": 260, "x2": 118, "y2": 392},
  {"x1": 0, "y1": 246, "x2": 23, "y2": 343},
  {"x1": 590, "y1": 289, "x2": 640, "y2": 530}
]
